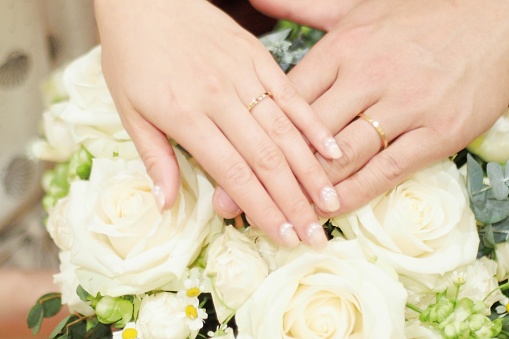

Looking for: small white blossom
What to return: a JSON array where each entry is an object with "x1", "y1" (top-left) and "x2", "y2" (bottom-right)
[
  {"x1": 176, "y1": 292, "x2": 208, "y2": 331},
  {"x1": 496, "y1": 297, "x2": 509, "y2": 317},
  {"x1": 112, "y1": 322, "x2": 139, "y2": 339}
]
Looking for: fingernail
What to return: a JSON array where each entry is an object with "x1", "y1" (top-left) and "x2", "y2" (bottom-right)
[
  {"x1": 320, "y1": 186, "x2": 340, "y2": 212},
  {"x1": 324, "y1": 137, "x2": 342, "y2": 159},
  {"x1": 152, "y1": 185, "x2": 165, "y2": 211},
  {"x1": 279, "y1": 223, "x2": 300, "y2": 248},
  {"x1": 217, "y1": 192, "x2": 241, "y2": 216},
  {"x1": 305, "y1": 223, "x2": 328, "y2": 248}
]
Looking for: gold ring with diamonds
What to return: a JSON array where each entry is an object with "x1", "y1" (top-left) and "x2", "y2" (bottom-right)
[
  {"x1": 247, "y1": 92, "x2": 272, "y2": 112},
  {"x1": 357, "y1": 113, "x2": 388, "y2": 151}
]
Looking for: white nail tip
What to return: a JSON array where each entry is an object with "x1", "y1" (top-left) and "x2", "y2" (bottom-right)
[
  {"x1": 324, "y1": 137, "x2": 342, "y2": 159},
  {"x1": 152, "y1": 185, "x2": 165, "y2": 211}
]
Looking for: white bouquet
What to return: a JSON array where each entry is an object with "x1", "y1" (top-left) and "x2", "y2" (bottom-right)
[{"x1": 27, "y1": 23, "x2": 509, "y2": 339}]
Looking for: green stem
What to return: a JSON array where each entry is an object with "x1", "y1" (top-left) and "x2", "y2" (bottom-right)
[
  {"x1": 484, "y1": 280, "x2": 509, "y2": 303},
  {"x1": 406, "y1": 303, "x2": 424, "y2": 314}
]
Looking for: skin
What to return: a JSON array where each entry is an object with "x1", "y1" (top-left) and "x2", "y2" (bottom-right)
[
  {"x1": 215, "y1": 0, "x2": 509, "y2": 220},
  {"x1": 94, "y1": 0, "x2": 344, "y2": 247}
]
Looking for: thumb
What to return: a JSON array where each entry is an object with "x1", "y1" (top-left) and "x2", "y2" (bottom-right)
[{"x1": 123, "y1": 112, "x2": 181, "y2": 211}]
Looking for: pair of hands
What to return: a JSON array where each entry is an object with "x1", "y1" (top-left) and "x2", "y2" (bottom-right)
[{"x1": 95, "y1": 0, "x2": 509, "y2": 248}]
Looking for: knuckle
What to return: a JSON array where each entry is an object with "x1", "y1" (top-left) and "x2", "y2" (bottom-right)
[
  {"x1": 301, "y1": 162, "x2": 324, "y2": 179},
  {"x1": 376, "y1": 152, "x2": 405, "y2": 183},
  {"x1": 335, "y1": 139, "x2": 358, "y2": 169},
  {"x1": 221, "y1": 160, "x2": 253, "y2": 188},
  {"x1": 276, "y1": 83, "x2": 299, "y2": 106},
  {"x1": 254, "y1": 143, "x2": 285, "y2": 173},
  {"x1": 287, "y1": 197, "x2": 313, "y2": 219},
  {"x1": 200, "y1": 72, "x2": 223, "y2": 96},
  {"x1": 270, "y1": 114, "x2": 295, "y2": 138}
]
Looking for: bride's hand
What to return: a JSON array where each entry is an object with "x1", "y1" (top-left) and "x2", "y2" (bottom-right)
[
  {"x1": 214, "y1": 0, "x2": 509, "y2": 219},
  {"x1": 290, "y1": 0, "x2": 509, "y2": 216},
  {"x1": 94, "y1": 0, "x2": 341, "y2": 247}
]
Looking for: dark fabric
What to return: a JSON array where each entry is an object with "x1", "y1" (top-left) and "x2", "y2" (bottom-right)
[{"x1": 212, "y1": 0, "x2": 277, "y2": 35}]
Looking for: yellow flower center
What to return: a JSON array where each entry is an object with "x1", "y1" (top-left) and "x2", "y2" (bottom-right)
[
  {"x1": 122, "y1": 328, "x2": 138, "y2": 339},
  {"x1": 185, "y1": 305, "x2": 198, "y2": 320},
  {"x1": 186, "y1": 287, "x2": 201, "y2": 298},
  {"x1": 505, "y1": 303, "x2": 509, "y2": 313}
]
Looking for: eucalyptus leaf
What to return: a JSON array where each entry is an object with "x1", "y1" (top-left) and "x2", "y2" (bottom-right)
[
  {"x1": 487, "y1": 162, "x2": 509, "y2": 200},
  {"x1": 491, "y1": 216, "x2": 509, "y2": 244},
  {"x1": 27, "y1": 303, "x2": 44, "y2": 334},
  {"x1": 472, "y1": 190, "x2": 509, "y2": 224},
  {"x1": 482, "y1": 223, "x2": 496, "y2": 250},
  {"x1": 467, "y1": 154, "x2": 485, "y2": 200},
  {"x1": 506, "y1": 160, "x2": 509, "y2": 181},
  {"x1": 40, "y1": 293, "x2": 62, "y2": 317}
]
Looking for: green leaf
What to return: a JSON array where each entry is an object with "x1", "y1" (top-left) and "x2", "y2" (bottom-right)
[
  {"x1": 487, "y1": 162, "x2": 509, "y2": 200},
  {"x1": 506, "y1": 160, "x2": 509, "y2": 180},
  {"x1": 50, "y1": 314, "x2": 75, "y2": 338},
  {"x1": 472, "y1": 190, "x2": 509, "y2": 224},
  {"x1": 68, "y1": 320, "x2": 87, "y2": 338},
  {"x1": 76, "y1": 285, "x2": 91, "y2": 302},
  {"x1": 482, "y1": 224, "x2": 496, "y2": 250},
  {"x1": 491, "y1": 216, "x2": 509, "y2": 244},
  {"x1": 27, "y1": 303, "x2": 44, "y2": 334},
  {"x1": 467, "y1": 153, "x2": 485, "y2": 199},
  {"x1": 39, "y1": 293, "x2": 63, "y2": 317},
  {"x1": 90, "y1": 321, "x2": 113, "y2": 339}
]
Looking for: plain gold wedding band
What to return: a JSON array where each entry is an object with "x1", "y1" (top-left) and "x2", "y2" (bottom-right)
[
  {"x1": 357, "y1": 113, "x2": 389, "y2": 151},
  {"x1": 247, "y1": 92, "x2": 272, "y2": 112}
]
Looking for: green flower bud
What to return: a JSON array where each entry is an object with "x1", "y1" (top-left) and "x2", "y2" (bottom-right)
[
  {"x1": 429, "y1": 299, "x2": 455, "y2": 323},
  {"x1": 69, "y1": 147, "x2": 93, "y2": 180},
  {"x1": 491, "y1": 318, "x2": 503, "y2": 337},
  {"x1": 471, "y1": 299, "x2": 488, "y2": 315},
  {"x1": 95, "y1": 296, "x2": 133, "y2": 327},
  {"x1": 467, "y1": 314, "x2": 487, "y2": 332},
  {"x1": 443, "y1": 321, "x2": 469, "y2": 338}
]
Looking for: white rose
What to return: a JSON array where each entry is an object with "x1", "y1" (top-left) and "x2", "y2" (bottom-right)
[
  {"x1": 68, "y1": 149, "x2": 223, "y2": 297},
  {"x1": 204, "y1": 225, "x2": 268, "y2": 323},
  {"x1": 236, "y1": 239, "x2": 407, "y2": 339},
  {"x1": 495, "y1": 242, "x2": 509, "y2": 281},
  {"x1": 332, "y1": 159, "x2": 479, "y2": 283},
  {"x1": 60, "y1": 45, "x2": 137, "y2": 159},
  {"x1": 30, "y1": 103, "x2": 75, "y2": 162},
  {"x1": 46, "y1": 196, "x2": 73, "y2": 251},
  {"x1": 137, "y1": 293, "x2": 194, "y2": 339},
  {"x1": 243, "y1": 226, "x2": 280, "y2": 272},
  {"x1": 468, "y1": 107, "x2": 509, "y2": 163},
  {"x1": 53, "y1": 251, "x2": 94, "y2": 316}
]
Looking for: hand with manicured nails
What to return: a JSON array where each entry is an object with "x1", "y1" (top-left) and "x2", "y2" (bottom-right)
[
  {"x1": 215, "y1": 0, "x2": 509, "y2": 219},
  {"x1": 94, "y1": 0, "x2": 342, "y2": 248}
]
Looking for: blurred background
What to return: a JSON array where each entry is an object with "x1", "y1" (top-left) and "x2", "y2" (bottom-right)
[{"x1": 0, "y1": 0, "x2": 275, "y2": 337}]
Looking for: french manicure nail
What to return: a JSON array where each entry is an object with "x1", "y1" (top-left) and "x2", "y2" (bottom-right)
[
  {"x1": 320, "y1": 186, "x2": 340, "y2": 212},
  {"x1": 324, "y1": 137, "x2": 342, "y2": 159},
  {"x1": 305, "y1": 223, "x2": 328, "y2": 248},
  {"x1": 279, "y1": 223, "x2": 300, "y2": 248},
  {"x1": 152, "y1": 185, "x2": 165, "y2": 211}
]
